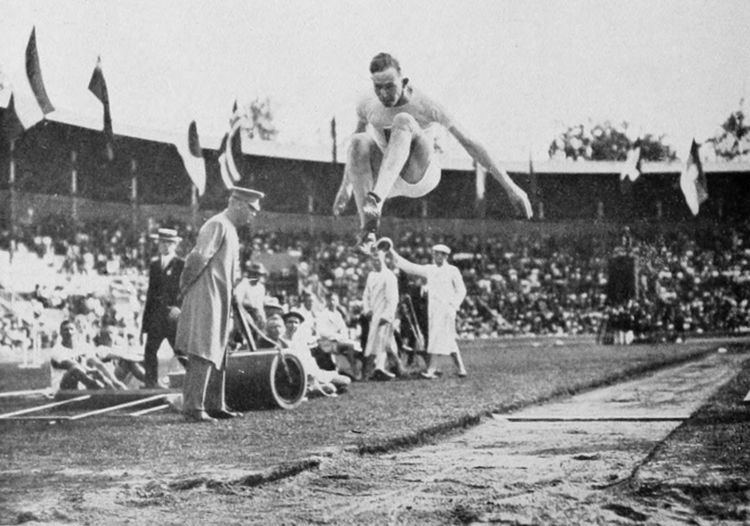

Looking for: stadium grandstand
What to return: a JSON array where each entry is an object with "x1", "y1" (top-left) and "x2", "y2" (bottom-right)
[{"x1": 1, "y1": 103, "x2": 750, "y2": 356}]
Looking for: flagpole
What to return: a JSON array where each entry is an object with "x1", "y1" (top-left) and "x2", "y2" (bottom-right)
[
  {"x1": 130, "y1": 158, "x2": 138, "y2": 232},
  {"x1": 191, "y1": 184, "x2": 198, "y2": 229},
  {"x1": 474, "y1": 160, "x2": 486, "y2": 218},
  {"x1": 70, "y1": 149, "x2": 78, "y2": 221},
  {"x1": 8, "y1": 139, "x2": 16, "y2": 230}
]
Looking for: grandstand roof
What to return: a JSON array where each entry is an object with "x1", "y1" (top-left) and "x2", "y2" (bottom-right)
[{"x1": 7, "y1": 101, "x2": 750, "y2": 175}]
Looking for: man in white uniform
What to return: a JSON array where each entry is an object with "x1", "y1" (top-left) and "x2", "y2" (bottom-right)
[
  {"x1": 333, "y1": 52, "x2": 532, "y2": 249},
  {"x1": 389, "y1": 243, "x2": 467, "y2": 379},
  {"x1": 362, "y1": 251, "x2": 404, "y2": 380}
]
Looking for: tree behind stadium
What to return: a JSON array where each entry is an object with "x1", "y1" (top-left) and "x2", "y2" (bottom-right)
[{"x1": 548, "y1": 121, "x2": 676, "y2": 162}]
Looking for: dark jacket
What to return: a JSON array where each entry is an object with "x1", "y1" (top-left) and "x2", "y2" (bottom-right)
[{"x1": 141, "y1": 256, "x2": 185, "y2": 337}]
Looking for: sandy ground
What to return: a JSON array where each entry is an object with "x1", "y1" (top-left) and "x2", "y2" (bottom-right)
[{"x1": 4, "y1": 349, "x2": 748, "y2": 525}]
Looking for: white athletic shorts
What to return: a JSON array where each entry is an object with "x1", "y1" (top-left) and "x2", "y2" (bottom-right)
[
  {"x1": 371, "y1": 136, "x2": 441, "y2": 199},
  {"x1": 388, "y1": 156, "x2": 441, "y2": 199}
]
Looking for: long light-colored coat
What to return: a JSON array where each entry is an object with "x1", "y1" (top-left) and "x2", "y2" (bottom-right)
[
  {"x1": 362, "y1": 267, "x2": 399, "y2": 357},
  {"x1": 175, "y1": 213, "x2": 240, "y2": 368},
  {"x1": 395, "y1": 258, "x2": 466, "y2": 356}
]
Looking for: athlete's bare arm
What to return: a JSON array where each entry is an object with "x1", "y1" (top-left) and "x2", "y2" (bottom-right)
[{"x1": 448, "y1": 122, "x2": 533, "y2": 219}]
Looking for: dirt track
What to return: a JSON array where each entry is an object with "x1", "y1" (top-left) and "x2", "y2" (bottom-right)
[{"x1": 5, "y1": 349, "x2": 748, "y2": 525}]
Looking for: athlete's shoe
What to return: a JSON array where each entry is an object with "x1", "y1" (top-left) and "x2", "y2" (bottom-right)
[
  {"x1": 362, "y1": 192, "x2": 382, "y2": 234},
  {"x1": 357, "y1": 231, "x2": 377, "y2": 255}
]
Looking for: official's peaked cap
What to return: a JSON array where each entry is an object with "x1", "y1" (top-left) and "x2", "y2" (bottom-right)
[{"x1": 230, "y1": 186, "x2": 265, "y2": 211}]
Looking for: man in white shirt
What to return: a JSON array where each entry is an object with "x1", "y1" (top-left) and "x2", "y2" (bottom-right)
[
  {"x1": 50, "y1": 319, "x2": 127, "y2": 390},
  {"x1": 236, "y1": 262, "x2": 268, "y2": 329},
  {"x1": 389, "y1": 243, "x2": 467, "y2": 379},
  {"x1": 315, "y1": 291, "x2": 362, "y2": 379},
  {"x1": 362, "y1": 251, "x2": 404, "y2": 380}
]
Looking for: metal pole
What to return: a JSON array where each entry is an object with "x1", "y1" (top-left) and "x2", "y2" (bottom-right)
[
  {"x1": 190, "y1": 184, "x2": 198, "y2": 228},
  {"x1": 130, "y1": 158, "x2": 138, "y2": 231},
  {"x1": 8, "y1": 139, "x2": 16, "y2": 230},
  {"x1": 70, "y1": 149, "x2": 78, "y2": 221}
]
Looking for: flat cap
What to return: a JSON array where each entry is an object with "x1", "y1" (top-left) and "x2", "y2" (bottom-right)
[
  {"x1": 149, "y1": 228, "x2": 182, "y2": 241},
  {"x1": 230, "y1": 185, "x2": 265, "y2": 211},
  {"x1": 432, "y1": 243, "x2": 451, "y2": 254}
]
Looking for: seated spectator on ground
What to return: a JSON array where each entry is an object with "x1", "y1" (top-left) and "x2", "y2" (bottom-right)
[
  {"x1": 314, "y1": 291, "x2": 362, "y2": 379},
  {"x1": 280, "y1": 311, "x2": 351, "y2": 397},
  {"x1": 92, "y1": 323, "x2": 147, "y2": 387},
  {"x1": 50, "y1": 320, "x2": 127, "y2": 390}
]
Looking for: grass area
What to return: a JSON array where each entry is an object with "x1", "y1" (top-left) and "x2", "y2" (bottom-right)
[{"x1": 0, "y1": 337, "x2": 740, "y2": 479}]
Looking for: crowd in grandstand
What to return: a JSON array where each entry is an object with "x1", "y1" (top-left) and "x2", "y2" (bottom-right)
[{"x1": 1, "y1": 214, "x2": 750, "y2": 369}]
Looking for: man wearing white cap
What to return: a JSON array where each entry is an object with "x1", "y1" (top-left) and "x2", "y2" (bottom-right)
[
  {"x1": 176, "y1": 186, "x2": 264, "y2": 422},
  {"x1": 236, "y1": 261, "x2": 269, "y2": 329},
  {"x1": 362, "y1": 250, "x2": 403, "y2": 380},
  {"x1": 141, "y1": 228, "x2": 184, "y2": 388},
  {"x1": 389, "y1": 242, "x2": 467, "y2": 378}
]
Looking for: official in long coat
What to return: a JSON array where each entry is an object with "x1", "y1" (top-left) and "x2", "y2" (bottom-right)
[
  {"x1": 141, "y1": 228, "x2": 185, "y2": 388},
  {"x1": 175, "y1": 186, "x2": 264, "y2": 422},
  {"x1": 390, "y1": 243, "x2": 467, "y2": 378}
]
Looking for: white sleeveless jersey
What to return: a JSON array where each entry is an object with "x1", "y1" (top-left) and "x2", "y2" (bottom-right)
[{"x1": 356, "y1": 87, "x2": 454, "y2": 153}]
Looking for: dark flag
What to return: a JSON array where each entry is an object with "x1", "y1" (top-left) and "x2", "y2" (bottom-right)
[
  {"x1": 1, "y1": 94, "x2": 26, "y2": 143},
  {"x1": 229, "y1": 101, "x2": 243, "y2": 165},
  {"x1": 25, "y1": 27, "x2": 54, "y2": 114},
  {"x1": 680, "y1": 139, "x2": 708, "y2": 215},
  {"x1": 218, "y1": 102, "x2": 244, "y2": 186},
  {"x1": 88, "y1": 56, "x2": 114, "y2": 158}
]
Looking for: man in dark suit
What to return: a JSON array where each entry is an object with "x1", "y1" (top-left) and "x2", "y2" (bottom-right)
[{"x1": 141, "y1": 228, "x2": 185, "y2": 388}]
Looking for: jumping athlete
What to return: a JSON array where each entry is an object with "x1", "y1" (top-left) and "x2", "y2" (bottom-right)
[{"x1": 333, "y1": 52, "x2": 533, "y2": 249}]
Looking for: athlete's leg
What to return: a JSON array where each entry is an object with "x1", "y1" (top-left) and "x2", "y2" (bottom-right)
[
  {"x1": 364, "y1": 113, "x2": 433, "y2": 223},
  {"x1": 339, "y1": 133, "x2": 383, "y2": 229}
]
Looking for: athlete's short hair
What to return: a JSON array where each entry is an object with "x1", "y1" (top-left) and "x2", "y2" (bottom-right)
[{"x1": 370, "y1": 52, "x2": 401, "y2": 74}]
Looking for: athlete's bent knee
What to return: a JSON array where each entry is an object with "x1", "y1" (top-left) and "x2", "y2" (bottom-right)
[
  {"x1": 349, "y1": 133, "x2": 375, "y2": 160},
  {"x1": 391, "y1": 113, "x2": 419, "y2": 133}
]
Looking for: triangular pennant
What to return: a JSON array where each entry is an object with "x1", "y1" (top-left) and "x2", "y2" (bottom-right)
[
  {"x1": 88, "y1": 56, "x2": 114, "y2": 143},
  {"x1": 1, "y1": 94, "x2": 27, "y2": 143},
  {"x1": 25, "y1": 27, "x2": 54, "y2": 114}
]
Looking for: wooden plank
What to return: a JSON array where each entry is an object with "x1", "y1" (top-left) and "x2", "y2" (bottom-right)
[
  {"x1": 0, "y1": 388, "x2": 54, "y2": 398},
  {"x1": 504, "y1": 416, "x2": 686, "y2": 422},
  {"x1": 0, "y1": 395, "x2": 91, "y2": 419},
  {"x1": 68, "y1": 394, "x2": 167, "y2": 421},
  {"x1": 1, "y1": 415, "x2": 73, "y2": 421},
  {"x1": 129, "y1": 403, "x2": 171, "y2": 417}
]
